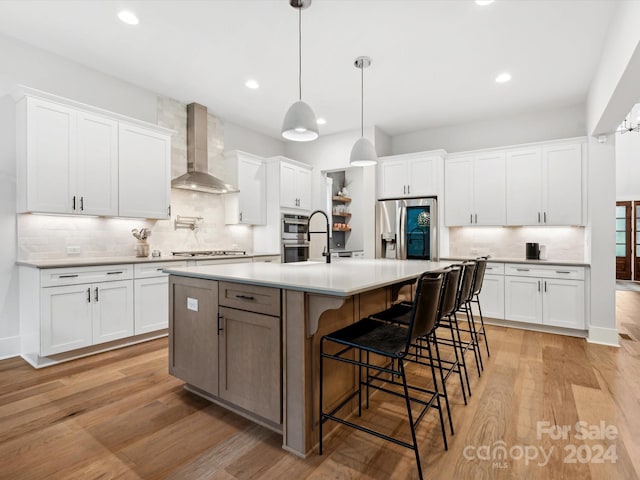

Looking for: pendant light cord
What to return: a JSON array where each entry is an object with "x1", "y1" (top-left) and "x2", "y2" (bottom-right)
[
  {"x1": 360, "y1": 62, "x2": 364, "y2": 137},
  {"x1": 298, "y1": 7, "x2": 302, "y2": 101}
]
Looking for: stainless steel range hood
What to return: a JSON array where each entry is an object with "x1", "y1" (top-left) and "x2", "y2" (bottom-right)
[{"x1": 171, "y1": 103, "x2": 239, "y2": 194}]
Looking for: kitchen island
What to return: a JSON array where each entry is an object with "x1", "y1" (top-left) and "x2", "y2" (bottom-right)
[{"x1": 164, "y1": 259, "x2": 452, "y2": 457}]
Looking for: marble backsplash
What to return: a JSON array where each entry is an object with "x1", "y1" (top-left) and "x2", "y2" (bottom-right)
[
  {"x1": 17, "y1": 95, "x2": 254, "y2": 260},
  {"x1": 448, "y1": 226, "x2": 587, "y2": 261}
]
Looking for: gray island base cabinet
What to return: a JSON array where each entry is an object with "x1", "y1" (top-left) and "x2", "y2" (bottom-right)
[{"x1": 165, "y1": 259, "x2": 453, "y2": 457}]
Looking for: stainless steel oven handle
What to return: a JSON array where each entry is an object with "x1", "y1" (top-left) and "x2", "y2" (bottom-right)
[
  {"x1": 283, "y1": 244, "x2": 310, "y2": 248},
  {"x1": 283, "y1": 220, "x2": 308, "y2": 225}
]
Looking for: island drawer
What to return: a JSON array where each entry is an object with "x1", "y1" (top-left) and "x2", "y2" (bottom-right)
[
  {"x1": 219, "y1": 282, "x2": 281, "y2": 317},
  {"x1": 504, "y1": 264, "x2": 585, "y2": 280},
  {"x1": 134, "y1": 261, "x2": 188, "y2": 279},
  {"x1": 485, "y1": 262, "x2": 505, "y2": 275}
]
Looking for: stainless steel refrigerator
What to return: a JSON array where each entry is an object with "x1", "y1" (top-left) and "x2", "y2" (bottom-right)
[{"x1": 375, "y1": 197, "x2": 438, "y2": 260}]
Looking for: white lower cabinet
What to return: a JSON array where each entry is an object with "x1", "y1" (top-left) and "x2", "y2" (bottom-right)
[
  {"x1": 476, "y1": 274, "x2": 505, "y2": 319},
  {"x1": 92, "y1": 280, "x2": 134, "y2": 344},
  {"x1": 41, "y1": 279, "x2": 133, "y2": 355},
  {"x1": 503, "y1": 264, "x2": 586, "y2": 330},
  {"x1": 41, "y1": 284, "x2": 93, "y2": 356},
  {"x1": 134, "y1": 277, "x2": 170, "y2": 334}
]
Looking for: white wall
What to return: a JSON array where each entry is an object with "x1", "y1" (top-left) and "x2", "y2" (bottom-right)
[
  {"x1": 391, "y1": 104, "x2": 586, "y2": 154},
  {"x1": 224, "y1": 121, "x2": 285, "y2": 158},
  {"x1": 587, "y1": 1, "x2": 640, "y2": 136},
  {"x1": 615, "y1": 104, "x2": 640, "y2": 200}
]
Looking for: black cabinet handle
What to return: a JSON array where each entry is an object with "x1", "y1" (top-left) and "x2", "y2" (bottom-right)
[
  {"x1": 87, "y1": 287, "x2": 91, "y2": 303},
  {"x1": 538, "y1": 212, "x2": 541, "y2": 223},
  {"x1": 80, "y1": 196, "x2": 84, "y2": 211},
  {"x1": 544, "y1": 212, "x2": 547, "y2": 223},
  {"x1": 235, "y1": 294, "x2": 255, "y2": 301},
  {"x1": 538, "y1": 280, "x2": 541, "y2": 292},
  {"x1": 556, "y1": 270, "x2": 571, "y2": 274},
  {"x1": 95, "y1": 287, "x2": 99, "y2": 302},
  {"x1": 59, "y1": 274, "x2": 78, "y2": 278},
  {"x1": 516, "y1": 268, "x2": 530, "y2": 272},
  {"x1": 544, "y1": 281, "x2": 547, "y2": 292},
  {"x1": 217, "y1": 314, "x2": 224, "y2": 335},
  {"x1": 106, "y1": 271, "x2": 123, "y2": 275}
]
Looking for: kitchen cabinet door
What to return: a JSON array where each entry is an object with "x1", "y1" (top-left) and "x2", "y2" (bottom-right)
[
  {"x1": 542, "y1": 278, "x2": 585, "y2": 329},
  {"x1": 238, "y1": 155, "x2": 266, "y2": 224},
  {"x1": 379, "y1": 159, "x2": 406, "y2": 198},
  {"x1": 118, "y1": 123, "x2": 171, "y2": 219},
  {"x1": 23, "y1": 97, "x2": 77, "y2": 214},
  {"x1": 77, "y1": 112, "x2": 118, "y2": 216},
  {"x1": 41, "y1": 284, "x2": 92, "y2": 356},
  {"x1": 473, "y1": 153, "x2": 506, "y2": 225},
  {"x1": 504, "y1": 276, "x2": 542, "y2": 324},
  {"x1": 218, "y1": 306, "x2": 281, "y2": 424},
  {"x1": 506, "y1": 149, "x2": 543, "y2": 225},
  {"x1": 134, "y1": 277, "x2": 169, "y2": 334},
  {"x1": 169, "y1": 277, "x2": 219, "y2": 395},
  {"x1": 280, "y1": 162, "x2": 297, "y2": 209},
  {"x1": 444, "y1": 157, "x2": 473, "y2": 226},
  {"x1": 295, "y1": 167, "x2": 312, "y2": 211},
  {"x1": 475, "y1": 274, "x2": 505, "y2": 319},
  {"x1": 407, "y1": 156, "x2": 437, "y2": 197},
  {"x1": 92, "y1": 280, "x2": 134, "y2": 345},
  {"x1": 543, "y1": 144, "x2": 583, "y2": 226}
]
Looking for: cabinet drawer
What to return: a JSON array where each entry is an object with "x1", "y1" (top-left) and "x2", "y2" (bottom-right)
[
  {"x1": 505, "y1": 264, "x2": 584, "y2": 280},
  {"x1": 484, "y1": 262, "x2": 504, "y2": 275},
  {"x1": 41, "y1": 264, "x2": 133, "y2": 287},
  {"x1": 134, "y1": 261, "x2": 187, "y2": 279},
  {"x1": 219, "y1": 282, "x2": 281, "y2": 317}
]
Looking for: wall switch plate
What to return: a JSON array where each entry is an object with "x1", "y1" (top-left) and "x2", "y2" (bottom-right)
[
  {"x1": 66, "y1": 246, "x2": 81, "y2": 255},
  {"x1": 187, "y1": 297, "x2": 199, "y2": 312}
]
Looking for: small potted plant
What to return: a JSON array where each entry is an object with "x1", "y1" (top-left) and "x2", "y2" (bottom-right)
[{"x1": 132, "y1": 228, "x2": 151, "y2": 257}]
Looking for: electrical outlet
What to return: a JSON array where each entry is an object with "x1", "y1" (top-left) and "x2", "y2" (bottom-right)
[{"x1": 66, "y1": 246, "x2": 81, "y2": 255}]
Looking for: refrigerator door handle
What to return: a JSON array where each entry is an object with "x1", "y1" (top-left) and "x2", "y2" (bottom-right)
[{"x1": 398, "y1": 203, "x2": 407, "y2": 260}]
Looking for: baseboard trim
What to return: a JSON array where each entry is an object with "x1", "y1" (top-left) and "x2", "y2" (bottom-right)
[
  {"x1": 0, "y1": 335, "x2": 20, "y2": 360},
  {"x1": 587, "y1": 325, "x2": 620, "y2": 347}
]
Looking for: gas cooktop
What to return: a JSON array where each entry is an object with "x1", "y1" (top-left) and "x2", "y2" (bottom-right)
[{"x1": 171, "y1": 250, "x2": 247, "y2": 257}]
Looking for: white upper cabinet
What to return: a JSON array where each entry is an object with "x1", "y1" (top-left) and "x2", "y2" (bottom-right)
[
  {"x1": 445, "y1": 153, "x2": 505, "y2": 226},
  {"x1": 77, "y1": 112, "x2": 118, "y2": 216},
  {"x1": 224, "y1": 150, "x2": 266, "y2": 225},
  {"x1": 505, "y1": 149, "x2": 542, "y2": 225},
  {"x1": 506, "y1": 142, "x2": 583, "y2": 226},
  {"x1": 543, "y1": 144, "x2": 583, "y2": 226},
  {"x1": 279, "y1": 159, "x2": 312, "y2": 211},
  {"x1": 377, "y1": 152, "x2": 442, "y2": 199},
  {"x1": 118, "y1": 122, "x2": 171, "y2": 219},
  {"x1": 15, "y1": 88, "x2": 172, "y2": 219},
  {"x1": 18, "y1": 96, "x2": 77, "y2": 214}
]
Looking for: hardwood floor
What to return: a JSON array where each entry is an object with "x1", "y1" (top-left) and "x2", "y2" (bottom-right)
[{"x1": 1, "y1": 296, "x2": 639, "y2": 479}]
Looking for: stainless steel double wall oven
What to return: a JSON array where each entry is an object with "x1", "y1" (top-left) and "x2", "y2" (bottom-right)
[{"x1": 281, "y1": 214, "x2": 310, "y2": 263}]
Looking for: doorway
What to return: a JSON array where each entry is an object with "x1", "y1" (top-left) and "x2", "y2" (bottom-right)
[{"x1": 616, "y1": 201, "x2": 632, "y2": 280}]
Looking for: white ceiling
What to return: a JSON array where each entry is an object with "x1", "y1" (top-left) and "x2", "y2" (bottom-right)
[{"x1": 0, "y1": 0, "x2": 618, "y2": 139}]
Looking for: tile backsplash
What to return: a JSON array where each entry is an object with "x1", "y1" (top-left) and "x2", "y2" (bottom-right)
[
  {"x1": 448, "y1": 226, "x2": 586, "y2": 261},
  {"x1": 17, "y1": 96, "x2": 254, "y2": 260}
]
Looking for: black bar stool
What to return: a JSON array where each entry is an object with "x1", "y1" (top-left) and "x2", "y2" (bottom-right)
[
  {"x1": 471, "y1": 256, "x2": 491, "y2": 359},
  {"x1": 319, "y1": 272, "x2": 445, "y2": 480}
]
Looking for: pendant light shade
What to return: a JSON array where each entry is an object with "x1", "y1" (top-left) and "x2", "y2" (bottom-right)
[
  {"x1": 281, "y1": 0, "x2": 318, "y2": 142},
  {"x1": 350, "y1": 137, "x2": 378, "y2": 166},
  {"x1": 350, "y1": 56, "x2": 377, "y2": 166},
  {"x1": 282, "y1": 100, "x2": 319, "y2": 141}
]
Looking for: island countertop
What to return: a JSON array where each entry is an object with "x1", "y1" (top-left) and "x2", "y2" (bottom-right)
[{"x1": 164, "y1": 259, "x2": 453, "y2": 296}]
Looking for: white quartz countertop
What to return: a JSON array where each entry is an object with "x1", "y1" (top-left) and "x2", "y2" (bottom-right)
[
  {"x1": 164, "y1": 259, "x2": 454, "y2": 297},
  {"x1": 441, "y1": 256, "x2": 590, "y2": 267},
  {"x1": 16, "y1": 252, "x2": 280, "y2": 269}
]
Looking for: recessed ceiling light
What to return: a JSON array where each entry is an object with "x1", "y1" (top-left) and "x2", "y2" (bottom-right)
[
  {"x1": 245, "y1": 80, "x2": 259, "y2": 89},
  {"x1": 495, "y1": 72, "x2": 512, "y2": 83},
  {"x1": 316, "y1": 118, "x2": 327, "y2": 125},
  {"x1": 118, "y1": 10, "x2": 139, "y2": 25},
  {"x1": 476, "y1": 0, "x2": 495, "y2": 5}
]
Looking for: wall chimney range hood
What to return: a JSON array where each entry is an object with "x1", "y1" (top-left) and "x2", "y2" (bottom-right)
[{"x1": 171, "y1": 103, "x2": 239, "y2": 194}]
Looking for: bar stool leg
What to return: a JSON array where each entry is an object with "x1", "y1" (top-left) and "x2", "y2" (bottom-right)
[
  {"x1": 431, "y1": 331, "x2": 454, "y2": 435},
  {"x1": 476, "y1": 294, "x2": 491, "y2": 357},
  {"x1": 452, "y1": 312, "x2": 472, "y2": 398},
  {"x1": 399, "y1": 360, "x2": 425, "y2": 480},
  {"x1": 466, "y1": 303, "x2": 484, "y2": 373},
  {"x1": 319, "y1": 338, "x2": 325, "y2": 455},
  {"x1": 447, "y1": 322, "x2": 467, "y2": 405}
]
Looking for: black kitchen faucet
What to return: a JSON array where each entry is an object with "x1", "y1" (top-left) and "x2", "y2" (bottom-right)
[{"x1": 307, "y1": 210, "x2": 331, "y2": 263}]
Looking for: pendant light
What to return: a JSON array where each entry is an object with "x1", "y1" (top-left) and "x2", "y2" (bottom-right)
[
  {"x1": 350, "y1": 56, "x2": 377, "y2": 166},
  {"x1": 281, "y1": 0, "x2": 318, "y2": 142}
]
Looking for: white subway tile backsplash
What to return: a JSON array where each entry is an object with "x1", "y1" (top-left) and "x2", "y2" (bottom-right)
[{"x1": 449, "y1": 226, "x2": 586, "y2": 261}]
